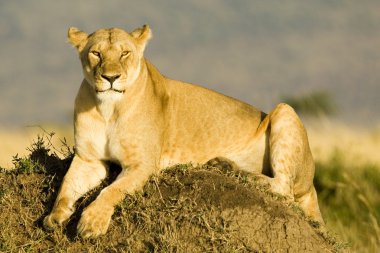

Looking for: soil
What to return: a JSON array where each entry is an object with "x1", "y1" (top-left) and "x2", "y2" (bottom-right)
[{"x1": 0, "y1": 144, "x2": 343, "y2": 252}]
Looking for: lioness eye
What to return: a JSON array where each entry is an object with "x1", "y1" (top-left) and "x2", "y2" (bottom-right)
[
  {"x1": 91, "y1": 51, "x2": 101, "y2": 57},
  {"x1": 121, "y1": 51, "x2": 130, "y2": 58}
]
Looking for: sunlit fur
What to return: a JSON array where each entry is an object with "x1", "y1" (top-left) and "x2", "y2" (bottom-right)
[{"x1": 44, "y1": 25, "x2": 324, "y2": 238}]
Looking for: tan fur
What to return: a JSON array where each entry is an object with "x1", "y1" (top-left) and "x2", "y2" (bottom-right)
[{"x1": 44, "y1": 25, "x2": 324, "y2": 238}]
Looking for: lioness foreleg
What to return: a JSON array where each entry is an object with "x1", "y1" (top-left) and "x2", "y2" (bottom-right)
[
  {"x1": 77, "y1": 165, "x2": 153, "y2": 238},
  {"x1": 43, "y1": 156, "x2": 107, "y2": 230}
]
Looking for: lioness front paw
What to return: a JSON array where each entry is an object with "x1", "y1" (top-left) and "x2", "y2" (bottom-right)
[
  {"x1": 43, "y1": 208, "x2": 73, "y2": 231},
  {"x1": 253, "y1": 174, "x2": 294, "y2": 201},
  {"x1": 77, "y1": 203, "x2": 114, "y2": 238}
]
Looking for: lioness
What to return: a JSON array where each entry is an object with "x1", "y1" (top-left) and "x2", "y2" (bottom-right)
[{"x1": 44, "y1": 25, "x2": 323, "y2": 238}]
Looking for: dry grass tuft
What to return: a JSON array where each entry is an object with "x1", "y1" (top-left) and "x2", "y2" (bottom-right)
[{"x1": 0, "y1": 125, "x2": 73, "y2": 169}]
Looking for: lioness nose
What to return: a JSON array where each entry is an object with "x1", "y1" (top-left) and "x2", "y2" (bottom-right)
[{"x1": 101, "y1": 74, "x2": 121, "y2": 85}]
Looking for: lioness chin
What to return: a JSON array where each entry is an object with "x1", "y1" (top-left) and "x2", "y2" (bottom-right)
[{"x1": 43, "y1": 25, "x2": 324, "y2": 238}]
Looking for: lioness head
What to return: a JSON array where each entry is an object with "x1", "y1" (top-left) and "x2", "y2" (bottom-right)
[{"x1": 68, "y1": 25, "x2": 152, "y2": 100}]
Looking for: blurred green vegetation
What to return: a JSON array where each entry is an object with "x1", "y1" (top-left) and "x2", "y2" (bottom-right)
[
  {"x1": 315, "y1": 150, "x2": 380, "y2": 252},
  {"x1": 283, "y1": 91, "x2": 336, "y2": 117}
]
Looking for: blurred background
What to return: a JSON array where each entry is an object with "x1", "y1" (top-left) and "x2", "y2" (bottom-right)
[
  {"x1": 1, "y1": 0, "x2": 380, "y2": 250},
  {"x1": 1, "y1": 0, "x2": 380, "y2": 126}
]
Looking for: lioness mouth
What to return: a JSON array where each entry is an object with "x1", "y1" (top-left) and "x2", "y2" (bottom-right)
[{"x1": 96, "y1": 88, "x2": 125, "y2": 94}]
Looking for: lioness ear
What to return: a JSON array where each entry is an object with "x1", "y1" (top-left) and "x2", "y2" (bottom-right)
[
  {"x1": 131, "y1": 25, "x2": 152, "y2": 52},
  {"x1": 68, "y1": 27, "x2": 88, "y2": 51}
]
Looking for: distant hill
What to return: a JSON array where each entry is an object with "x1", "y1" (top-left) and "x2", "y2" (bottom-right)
[{"x1": 1, "y1": 0, "x2": 379, "y2": 126}]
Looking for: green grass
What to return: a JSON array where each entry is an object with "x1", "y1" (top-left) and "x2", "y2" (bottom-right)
[
  {"x1": 315, "y1": 149, "x2": 380, "y2": 252},
  {"x1": 11, "y1": 136, "x2": 48, "y2": 174},
  {"x1": 283, "y1": 91, "x2": 336, "y2": 117}
]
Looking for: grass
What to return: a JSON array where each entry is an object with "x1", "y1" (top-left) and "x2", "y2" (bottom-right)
[
  {"x1": 283, "y1": 91, "x2": 336, "y2": 117},
  {"x1": 0, "y1": 125, "x2": 74, "y2": 169},
  {"x1": 315, "y1": 150, "x2": 380, "y2": 252}
]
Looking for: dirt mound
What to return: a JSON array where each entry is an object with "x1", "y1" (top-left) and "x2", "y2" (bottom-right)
[{"x1": 0, "y1": 141, "x2": 342, "y2": 252}]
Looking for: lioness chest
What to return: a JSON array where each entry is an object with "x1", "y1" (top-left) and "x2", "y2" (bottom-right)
[{"x1": 75, "y1": 120, "x2": 123, "y2": 162}]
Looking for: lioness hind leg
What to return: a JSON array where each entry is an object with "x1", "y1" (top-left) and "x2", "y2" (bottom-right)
[
  {"x1": 43, "y1": 156, "x2": 107, "y2": 230},
  {"x1": 297, "y1": 186, "x2": 324, "y2": 224},
  {"x1": 265, "y1": 103, "x2": 304, "y2": 198},
  {"x1": 265, "y1": 103, "x2": 323, "y2": 222}
]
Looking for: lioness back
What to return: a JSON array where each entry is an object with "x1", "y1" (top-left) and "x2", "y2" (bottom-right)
[{"x1": 157, "y1": 71, "x2": 265, "y2": 168}]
